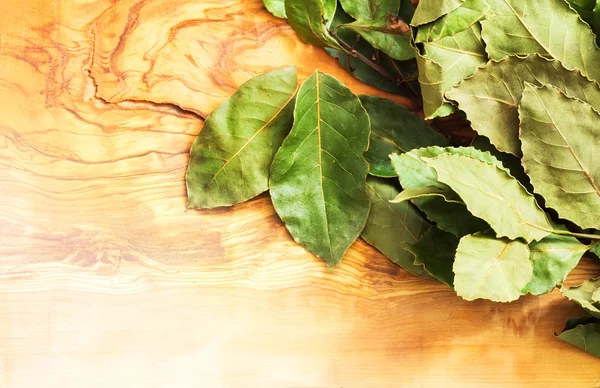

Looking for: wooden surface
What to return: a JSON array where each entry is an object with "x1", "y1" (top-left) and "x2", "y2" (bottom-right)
[{"x1": 1, "y1": 0, "x2": 600, "y2": 386}]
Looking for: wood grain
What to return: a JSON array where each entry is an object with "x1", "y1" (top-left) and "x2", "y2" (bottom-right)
[{"x1": 1, "y1": 0, "x2": 600, "y2": 386}]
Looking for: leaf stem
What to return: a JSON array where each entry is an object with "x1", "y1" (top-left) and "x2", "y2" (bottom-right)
[
  {"x1": 330, "y1": 29, "x2": 422, "y2": 103},
  {"x1": 330, "y1": 29, "x2": 396, "y2": 82},
  {"x1": 546, "y1": 229, "x2": 600, "y2": 241}
]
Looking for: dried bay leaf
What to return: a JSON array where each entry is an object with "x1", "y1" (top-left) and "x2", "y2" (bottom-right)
[
  {"x1": 286, "y1": 0, "x2": 341, "y2": 49},
  {"x1": 392, "y1": 186, "x2": 463, "y2": 204},
  {"x1": 339, "y1": 0, "x2": 400, "y2": 22},
  {"x1": 414, "y1": 49, "x2": 457, "y2": 119},
  {"x1": 519, "y1": 84, "x2": 600, "y2": 229},
  {"x1": 424, "y1": 154, "x2": 553, "y2": 242},
  {"x1": 416, "y1": 23, "x2": 487, "y2": 118},
  {"x1": 411, "y1": 0, "x2": 465, "y2": 26},
  {"x1": 361, "y1": 177, "x2": 431, "y2": 276},
  {"x1": 186, "y1": 67, "x2": 298, "y2": 209},
  {"x1": 470, "y1": 135, "x2": 532, "y2": 192},
  {"x1": 390, "y1": 146, "x2": 496, "y2": 236},
  {"x1": 269, "y1": 71, "x2": 371, "y2": 267},
  {"x1": 406, "y1": 226, "x2": 459, "y2": 287},
  {"x1": 557, "y1": 317, "x2": 600, "y2": 358},
  {"x1": 415, "y1": 0, "x2": 490, "y2": 42},
  {"x1": 522, "y1": 234, "x2": 589, "y2": 296},
  {"x1": 447, "y1": 55, "x2": 600, "y2": 155},
  {"x1": 262, "y1": 0, "x2": 286, "y2": 18},
  {"x1": 482, "y1": 0, "x2": 600, "y2": 82},
  {"x1": 360, "y1": 95, "x2": 447, "y2": 178},
  {"x1": 454, "y1": 232, "x2": 532, "y2": 302},
  {"x1": 591, "y1": 241, "x2": 600, "y2": 259},
  {"x1": 340, "y1": 19, "x2": 415, "y2": 61},
  {"x1": 561, "y1": 278, "x2": 600, "y2": 319}
]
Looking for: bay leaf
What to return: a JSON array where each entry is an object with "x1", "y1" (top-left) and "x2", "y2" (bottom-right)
[
  {"x1": 263, "y1": 0, "x2": 286, "y2": 18},
  {"x1": 447, "y1": 55, "x2": 600, "y2": 155},
  {"x1": 593, "y1": 288, "x2": 600, "y2": 304},
  {"x1": 424, "y1": 154, "x2": 553, "y2": 242},
  {"x1": 481, "y1": 0, "x2": 600, "y2": 82},
  {"x1": 411, "y1": 0, "x2": 465, "y2": 26},
  {"x1": 561, "y1": 278, "x2": 600, "y2": 319},
  {"x1": 269, "y1": 71, "x2": 371, "y2": 267},
  {"x1": 361, "y1": 177, "x2": 431, "y2": 276},
  {"x1": 339, "y1": 0, "x2": 400, "y2": 22},
  {"x1": 391, "y1": 186, "x2": 463, "y2": 204},
  {"x1": 414, "y1": 48, "x2": 456, "y2": 119},
  {"x1": 591, "y1": 241, "x2": 600, "y2": 259},
  {"x1": 522, "y1": 234, "x2": 588, "y2": 296},
  {"x1": 417, "y1": 23, "x2": 487, "y2": 119},
  {"x1": 341, "y1": 19, "x2": 415, "y2": 61},
  {"x1": 390, "y1": 146, "x2": 495, "y2": 236},
  {"x1": 286, "y1": 0, "x2": 341, "y2": 49},
  {"x1": 415, "y1": 0, "x2": 490, "y2": 42},
  {"x1": 186, "y1": 67, "x2": 297, "y2": 209},
  {"x1": 360, "y1": 95, "x2": 447, "y2": 178},
  {"x1": 406, "y1": 226, "x2": 459, "y2": 287},
  {"x1": 557, "y1": 318, "x2": 600, "y2": 358},
  {"x1": 454, "y1": 232, "x2": 532, "y2": 302},
  {"x1": 471, "y1": 135, "x2": 532, "y2": 192},
  {"x1": 519, "y1": 84, "x2": 600, "y2": 229}
]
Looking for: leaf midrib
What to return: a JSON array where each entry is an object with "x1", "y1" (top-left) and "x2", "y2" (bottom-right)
[
  {"x1": 434, "y1": 159, "x2": 549, "y2": 237},
  {"x1": 470, "y1": 240, "x2": 510, "y2": 298},
  {"x1": 315, "y1": 72, "x2": 334, "y2": 261},
  {"x1": 367, "y1": 183, "x2": 421, "y2": 241}
]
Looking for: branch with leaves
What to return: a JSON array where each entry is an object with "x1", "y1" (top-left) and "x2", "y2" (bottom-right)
[{"x1": 186, "y1": 0, "x2": 600, "y2": 360}]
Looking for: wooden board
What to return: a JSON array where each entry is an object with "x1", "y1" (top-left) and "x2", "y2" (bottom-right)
[{"x1": 1, "y1": 0, "x2": 599, "y2": 386}]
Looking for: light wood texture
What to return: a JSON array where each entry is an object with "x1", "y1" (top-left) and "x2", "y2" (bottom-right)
[{"x1": 1, "y1": 0, "x2": 599, "y2": 386}]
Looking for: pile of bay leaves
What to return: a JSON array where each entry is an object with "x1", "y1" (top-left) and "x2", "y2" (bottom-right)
[{"x1": 186, "y1": 0, "x2": 600, "y2": 357}]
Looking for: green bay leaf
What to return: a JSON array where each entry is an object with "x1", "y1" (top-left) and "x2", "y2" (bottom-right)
[
  {"x1": 593, "y1": 287, "x2": 600, "y2": 304},
  {"x1": 269, "y1": 71, "x2": 371, "y2": 267},
  {"x1": 391, "y1": 146, "x2": 495, "y2": 236},
  {"x1": 424, "y1": 154, "x2": 552, "y2": 242},
  {"x1": 360, "y1": 95, "x2": 447, "y2": 178},
  {"x1": 561, "y1": 278, "x2": 600, "y2": 319},
  {"x1": 415, "y1": 0, "x2": 490, "y2": 42},
  {"x1": 341, "y1": 19, "x2": 415, "y2": 61},
  {"x1": 406, "y1": 226, "x2": 459, "y2": 287},
  {"x1": 557, "y1": 319, "x2": 600, "y2": 358},
  {"x1": 470, "y1": 135, "x2": 532, "y2": 192},
  {"x1": 186, "y1": 67, "x2": 297, "y2": 209},
  {"x1": 361, "y1": 177, "x2": 431, "y2": 276},
  {"x1": 522, "y1": 234, "x2": 588, "y2": 296},
  {"x1": 286, "y1": 0, "x2": 341, "y2": 48},
  {"x1": 417, "y1": 23, "x2": 487, "y2": 119},
  {"x1": 411, "y1": 0, "x2": 465, "y2": 26},
  {"x1": 339, "y1": 0, "x2": 400, "y2": 21},
  {"x1": 447, "y1": 55, "x2": 600, "y2": 155},
  {"x1": 263, "y1": 0, "x2": 286, "y2": 18},
  {"x1": 591, "y1": 241, "x2": 600, "y2": 259},
  {"x1": 454, "y1": 232, "x2": 532, "y2": 302},
  {"x1": 391, "y1": 186, "x2": 463, "y2": 204},
  {"x1": 482, "y1": 0, "x2": 600, "y2": 82},
  {"x1": 519, "y1": 84, "x2": 600, "y2": 229}
]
